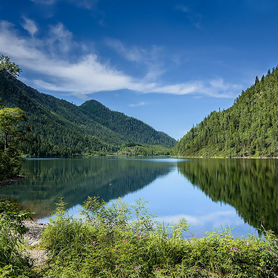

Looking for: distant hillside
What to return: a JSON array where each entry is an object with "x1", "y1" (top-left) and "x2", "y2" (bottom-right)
[
  {"x1": 81, "y1": 100, "x2": 174, "y2": 147},
  {"x1": 0, "y1": 72, "x2": 176, "y2": 156},
  {"x1": 176, "y1": 68, "x2": 278, "y2": 157}
]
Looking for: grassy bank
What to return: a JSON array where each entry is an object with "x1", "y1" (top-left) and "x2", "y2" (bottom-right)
[{"x1": 0, "y1": 198, "x2": 278, "y2": 278}]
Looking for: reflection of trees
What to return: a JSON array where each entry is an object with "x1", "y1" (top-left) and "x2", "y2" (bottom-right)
[
  {"x1": 0, "y1": 158, "x2": 172, "y2": 218},
  {"x1": 178, "y1": 159, "x2": 278, "y2": 234}
]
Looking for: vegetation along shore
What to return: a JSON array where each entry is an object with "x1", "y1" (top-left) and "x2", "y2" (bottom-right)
[{"x1": 1, "y1": 198, "x2": 278, "y2": 278}]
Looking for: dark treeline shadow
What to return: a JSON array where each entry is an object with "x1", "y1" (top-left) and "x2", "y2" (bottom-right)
[
  {"x1": 0, "y1": 158, "x2": 173, "y2": 218},
  {"x1": 178, "y1": 159, "x2": 278, "y2": 235}
]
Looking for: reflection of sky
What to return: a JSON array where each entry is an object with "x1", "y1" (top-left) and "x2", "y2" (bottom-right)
[
  {"x1": 39, "y1": 163, "x2": 257, "y2": 238},
  {"x1": 117, "y1": 169, "x2": 257, "y2": 237}
]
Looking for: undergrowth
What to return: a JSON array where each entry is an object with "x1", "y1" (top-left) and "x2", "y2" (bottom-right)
[
  {"x1": 0, "y1": 200, "x2": 34, "y2": 278},
  {"x1": 41, "y1": 197, "x2": 278, "y2": 278},
  {"x1": 0, "y1": 198, "x2": 277, "y2": 277}
]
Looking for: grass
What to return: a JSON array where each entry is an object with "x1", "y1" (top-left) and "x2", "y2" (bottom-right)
[{"x1": 0, "y1": 198, "x2": 277, "y2": 278}]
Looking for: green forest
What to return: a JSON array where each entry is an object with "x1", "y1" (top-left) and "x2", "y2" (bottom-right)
[
  {"x1": 176, "y1": 68, "x2": 278, "y2": 158},
  {"x1": 0, "y1": 68, "x2": 175, "y2": 158}
]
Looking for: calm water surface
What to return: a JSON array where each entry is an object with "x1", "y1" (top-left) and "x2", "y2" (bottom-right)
[{"x1": 0, "y1": 157, "x2": 277, "y2": 237}]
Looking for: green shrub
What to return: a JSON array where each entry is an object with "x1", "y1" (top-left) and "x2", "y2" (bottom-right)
[
  {"x1": 41, "y1": 198, "x2": 278, "y2": 278},
  {"x1": 0, "y1": 200, "x2": 34, "y2": 278}
]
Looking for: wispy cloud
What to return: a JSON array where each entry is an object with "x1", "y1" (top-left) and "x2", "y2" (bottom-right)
[
  {"x1": 47, "y1": 23, "x2": 73, "y2": 54},
  {"x1": 30, "y1": 0, "x2": 98, "y2": 9},
  {"x1": 0, "y1": 21, "x2": 242, "y2": 98},
  {"x1": 145, "y1": 79, "x2": 241, "y2": 98},
  {"x1": 105, "y1": 38, "x2": 165, "y2": 81},
  {"x1": 105, "y1": 38, "x2": 144, "y2": 63},
  {"x1": 69, "y1": 0, "x2": 98, "y2": 10},
  {"x1": 175, "y1": 4, "x2": 202, "y2": 30},
  {"x1": 22, "y1": 17, "x2": 38, "y2": 37},
  {"x1": 175, "y1": 4, "x2": 190, "y2": 13},
  {"x1": 128, "y1": 101, "x2": 148, "y2": 108}
]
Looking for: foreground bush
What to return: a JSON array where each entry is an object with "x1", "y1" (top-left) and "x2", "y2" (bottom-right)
[
  {"x1": 0, "y1": 200, "x2": 34, "y2": 278},
  {"x1": 41, "y1": 198, "x2": 278, "y2": 278}
]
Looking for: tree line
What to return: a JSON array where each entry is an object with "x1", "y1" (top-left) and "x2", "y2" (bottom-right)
[{"x1": 176, "y1": 67, "x2": 278, "y2": 157}]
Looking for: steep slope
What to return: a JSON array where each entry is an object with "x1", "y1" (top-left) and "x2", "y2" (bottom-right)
[
  {"x1": 0, "y1": 72, "x2": 124, "y2": 156},
  {"x1": 176, "y1": 68, "x2": 278, "y2": 157},
  {"x1": 81, "y1": 100, "x2": 176, "y2": 147},
  {"x1": 0, "y1": 72, "x2": 176, "y2": 156}
]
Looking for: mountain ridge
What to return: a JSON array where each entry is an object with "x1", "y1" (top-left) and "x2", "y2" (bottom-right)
[
  {"x1": 0, "y1": 72, "x2": 176, "y2": 156},
  {"x1": 81, "y1": 99, "x2": 174, "y2": 147}
]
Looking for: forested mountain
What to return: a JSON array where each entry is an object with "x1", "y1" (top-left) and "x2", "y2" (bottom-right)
[
  {"x1": 81, "y1": 100, "x2": 173, "y2": 147},
  {"x1": 0, "y1": 72, "x2": 175, "y2": 156},
  {"x1": 176, "y1": 68, "x2": 278, "y2": 157}
]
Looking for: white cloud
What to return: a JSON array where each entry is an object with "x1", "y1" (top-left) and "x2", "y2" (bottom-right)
[
  {"x1": 105, "y1": 38, "x2": 165, "y2": 81},
  {"x1": 22, "y1": 17, "x2": 38, "y2": 37},
  {"x1": 128, "y1": 101, "x2": 147, "y2": 108},
  {"x1": 147, "y1": 79, "x2": 241, "y2": 98},
  {"x1": 47, "y1": 23, "x2": 73, "y2": 53},
  {"x1": 105, "y1": 38, "x2": 144, "y2": 63},
  {"x1": 0, "y1": 21, "x2": 242, "y2": 98}
]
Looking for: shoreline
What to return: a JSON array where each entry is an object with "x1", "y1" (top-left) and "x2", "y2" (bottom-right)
[
  {"x1": 24, "y1": 221, "x2": 48, "y2": 269},
  {"x1": 23, "y1": 154, "x2": 278, "y2": 160}
]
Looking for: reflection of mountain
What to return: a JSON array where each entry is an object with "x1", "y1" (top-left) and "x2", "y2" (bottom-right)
[
  {"x1": 0, "y1": 158, "x2": 172, "y2": 218},
  {"x1": 178, "y1": 159, "x2": 278, "y2": 234}
]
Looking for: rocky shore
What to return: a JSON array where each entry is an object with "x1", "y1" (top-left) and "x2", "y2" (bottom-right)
[{"x1": 24, "y1": 221, "x2": 48, "y2": 268}]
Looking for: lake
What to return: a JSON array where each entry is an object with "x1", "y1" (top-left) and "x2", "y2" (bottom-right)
[{"x1": 0, "y1": 157, "x2": 277, "y2": 237}]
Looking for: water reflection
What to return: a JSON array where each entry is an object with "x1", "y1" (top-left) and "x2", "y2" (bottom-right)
[
  {"x1": 0, "y1": 158, "x2": 172, "y2": 218},
  {"x1": 178, "y1": 159, "x2": 278, "y2": 234},
  {"x1": 0, "y1": 157, "x2": 277, "y2": 236}
]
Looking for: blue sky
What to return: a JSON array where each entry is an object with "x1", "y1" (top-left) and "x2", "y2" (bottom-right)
[{"x1": 0, "y1": 0, "x2": 277, "y2": 139}]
